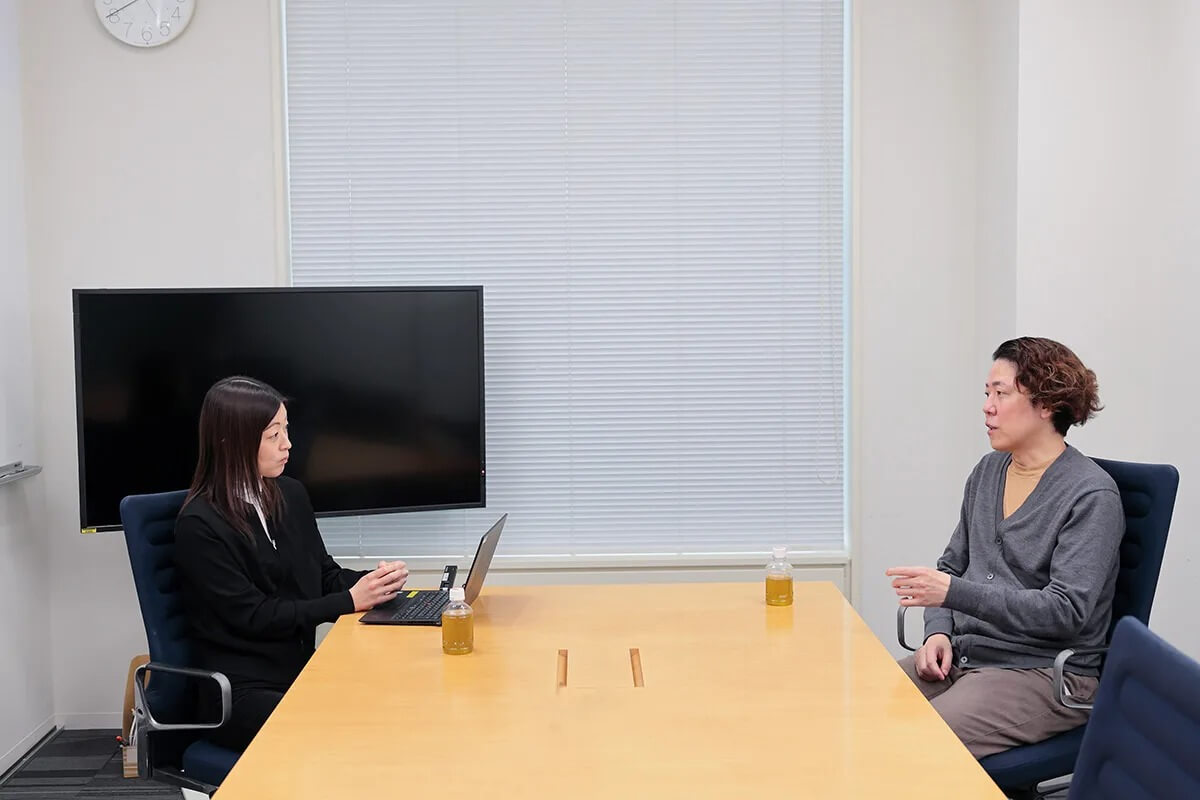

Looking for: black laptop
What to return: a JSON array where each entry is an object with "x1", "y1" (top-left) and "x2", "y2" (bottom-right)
[{"x1": 358, "y1": 514, "x2": 506, "y2": 626}]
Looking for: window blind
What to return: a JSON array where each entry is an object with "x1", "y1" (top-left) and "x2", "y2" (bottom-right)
[{"x1": 283, "y1": 0, "x2": 846, "y2": 561}]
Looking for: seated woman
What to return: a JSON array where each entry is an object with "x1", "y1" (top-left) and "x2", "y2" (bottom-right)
[
  {"x1": 175, "y1": 376, "x2": 409, "y2": 751},
  {"x1": 887, "y1": 337, "x2": 1124, "y2": 758}
]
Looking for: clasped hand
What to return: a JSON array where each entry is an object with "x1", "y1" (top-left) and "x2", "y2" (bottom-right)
[{"x1": 349, "y1": 560, "x2": 410, "y2": 611}]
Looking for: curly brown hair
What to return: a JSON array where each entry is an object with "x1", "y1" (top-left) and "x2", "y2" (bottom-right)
[{"x1": 992, "y1": 337, "x2": 1103, "y2": 436}]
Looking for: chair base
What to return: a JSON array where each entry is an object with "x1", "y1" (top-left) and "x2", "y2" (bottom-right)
[
  {"x1": 999, "y1": 774, "x2": 1072, "y2": 800},
  {"x1": 146, "y1": 764, "x2": 219, "y2": 796}
]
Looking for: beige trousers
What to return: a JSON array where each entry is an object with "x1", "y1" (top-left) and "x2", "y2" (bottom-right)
[{"x1": 898, "y1": 655, "x2": 1098, "y2": 758}]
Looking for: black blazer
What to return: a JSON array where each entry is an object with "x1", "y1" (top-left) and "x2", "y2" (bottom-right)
[{"x1": 174, "y1": 476, "x2": 367, "y2": 690}]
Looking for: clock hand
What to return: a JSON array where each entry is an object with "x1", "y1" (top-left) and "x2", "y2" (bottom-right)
[
  {"x1": 106, "y1": 0, "x2": 139, "y2": 20},
  {"x1": 145, "y1": 0, "x2": 161, "y2": 26}
]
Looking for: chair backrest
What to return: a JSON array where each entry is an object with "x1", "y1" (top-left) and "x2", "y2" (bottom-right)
[
  {"x1": 976, "y1": 458, "x2": 1179, "y2": 793},
  {"x1": 120, "y1": 490, "x2": 191, "y2": 720},
  {"x1": 1091, "y1": 458, "x2": 1179, "y2": 632},
  {"x1": 1068, "y1": 617, "x2": 1200, "y2": 799}
]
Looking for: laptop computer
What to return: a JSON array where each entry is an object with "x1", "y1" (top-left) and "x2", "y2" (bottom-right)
[{"x1": 358, "y1": 514, "x2": 506, "y2": 626}]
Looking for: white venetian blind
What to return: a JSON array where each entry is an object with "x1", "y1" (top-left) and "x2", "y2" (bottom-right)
[{"x1": 283, "y1": 0, "x2": 846, "y2": 561}]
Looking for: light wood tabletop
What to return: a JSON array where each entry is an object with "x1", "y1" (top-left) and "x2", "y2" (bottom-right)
[{"x1": 214, "y1": 582, "x2": 1005, "y2": 798}]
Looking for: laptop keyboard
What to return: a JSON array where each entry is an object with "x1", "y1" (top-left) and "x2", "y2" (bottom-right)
[{"x1": 390, "y1": 591, "x2": 450, "y2": 623}]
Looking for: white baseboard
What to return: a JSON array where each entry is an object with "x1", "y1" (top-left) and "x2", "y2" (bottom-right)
[
  {"x1": 55, "y1": 712, "x2": 123, "y2": 730},
  {"x1": 0, "y1": 715, "x2": 57, "y2": 776}
]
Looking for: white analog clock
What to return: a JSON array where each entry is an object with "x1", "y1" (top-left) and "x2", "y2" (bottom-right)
[{"x1": 94, "y1": 0, "x2": 195, "y2": 48}]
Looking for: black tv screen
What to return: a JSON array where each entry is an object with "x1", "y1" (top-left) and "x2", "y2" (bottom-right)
[{"x1": 73, "y1": 287, "x2": 485, "y2": 532}]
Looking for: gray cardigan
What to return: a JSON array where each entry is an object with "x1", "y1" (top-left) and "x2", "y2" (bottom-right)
[{"x1": 924, "y1": 445, "x2": 1124, "y2": 674}]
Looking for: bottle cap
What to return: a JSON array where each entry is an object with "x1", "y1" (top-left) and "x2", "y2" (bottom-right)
[
  {"x1": 449, "y1": 587, "x2": 466, "y2": 602},
  {"x1": 772, "y1": 546, "x2": 787, "y2": 559}
]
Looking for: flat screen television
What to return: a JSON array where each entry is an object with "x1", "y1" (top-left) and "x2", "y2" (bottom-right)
[{"x1": 73, "y1": 287, "x2": 485, "y2": 532}]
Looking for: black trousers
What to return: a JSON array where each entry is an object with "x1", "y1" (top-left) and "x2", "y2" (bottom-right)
[{"x1": 205, "y1": 685, "x2": 285, "y2": 752}]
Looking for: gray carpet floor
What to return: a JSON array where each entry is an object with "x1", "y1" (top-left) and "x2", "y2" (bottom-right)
[{"x1": 0, "y1": 729, "x2": 180, "y2": 799}]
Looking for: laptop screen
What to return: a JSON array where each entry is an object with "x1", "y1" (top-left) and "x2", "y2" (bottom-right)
[{"x1": 463, "y1": 514, "x2": 506, "y2": 604}]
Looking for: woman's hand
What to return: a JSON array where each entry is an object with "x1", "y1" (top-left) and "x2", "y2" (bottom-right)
[
  {"x1": 375, "y1": 560, "x2": 410, "y2": 584},
  {"x1": 349, "y1": 561, "x2": 409, "y2": 611}
]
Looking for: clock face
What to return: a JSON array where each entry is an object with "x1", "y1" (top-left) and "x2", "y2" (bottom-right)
[{"x1": 94, "y1": 0, "x2": 195, "y2": 48}]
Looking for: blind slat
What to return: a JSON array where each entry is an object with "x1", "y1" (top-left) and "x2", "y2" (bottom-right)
[{"x1": 284, "y1": 0, "x2": 845, "y2": 559}]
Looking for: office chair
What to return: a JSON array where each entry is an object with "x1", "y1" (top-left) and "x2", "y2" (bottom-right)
[
  {"x1": 1066, "y1": 616, "x2": 1200, "y2": 799},
  {"x1": 121, "y1": 490, "x2": 241, "y2": 796},
  {"x1": 898, "y1": 457, "x2": 1179, "y2": 799}
]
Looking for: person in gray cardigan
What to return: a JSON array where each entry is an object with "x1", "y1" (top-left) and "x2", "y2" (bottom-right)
[{"x1": 886, "y1": 337, "x2": 1124, "y2": 758}]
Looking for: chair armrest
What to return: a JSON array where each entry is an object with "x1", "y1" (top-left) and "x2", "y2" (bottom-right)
[
  {"x1": 897, "y1": 606, "x2": 918, "y2": 652},
  {"x1": 133, "y1": 662, "x2": 232, "y2": 732},
  {"x1": 1053, "y1": 646, "x2": 1107, "y2": 710}
]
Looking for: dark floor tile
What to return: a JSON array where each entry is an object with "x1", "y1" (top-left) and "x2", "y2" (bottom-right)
[
  {"x1": 37, "y1": 741, "x2": 119, "y2": 760},
  {"x1": 18, "y1": 758, "x2": 109, "y2": 774},
  {"x1": 0, "y1": 730, "x2": 178, "y2": 800},
  {"x1": 78, "y1": 790, "x2": 182, "y2": 799}
]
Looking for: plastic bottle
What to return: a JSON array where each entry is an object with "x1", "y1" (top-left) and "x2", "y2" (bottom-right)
[
  {"x1": 441, "y1": 588, "x2": 474, "y2": 654},
  {"x1": 765, "y1": 546, "x2": 794, "y2": 606}
]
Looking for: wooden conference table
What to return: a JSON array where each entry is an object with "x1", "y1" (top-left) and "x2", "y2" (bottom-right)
[{"x1": 214, "y1": 582, "x2": 1004, "y2": 798}]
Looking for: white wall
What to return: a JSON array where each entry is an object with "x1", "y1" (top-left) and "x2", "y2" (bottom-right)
[
  {"x1": 20, "y1": 0, "x2": 281, "y2": 727},
  {"x1": 1014, "y1": 0, "x2": 1200, "y2": 659},
  {"x1": 852, "y1": 0, "x2": 982, "y2": 651},
  {"x1": 974, "y1": 0, "x2": 1018, "y2": 356},
  {"x1": 0, "y1": 0, "x2": 54, "y2": 774}
]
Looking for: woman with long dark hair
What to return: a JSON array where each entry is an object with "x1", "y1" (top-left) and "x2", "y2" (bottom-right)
[{"x1": 175, "y1": 376, "x2": 408, "y2": 751}]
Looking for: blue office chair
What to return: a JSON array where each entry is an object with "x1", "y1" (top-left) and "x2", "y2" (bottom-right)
[
  {"x1": 1066, "y1": 617, "x2": 1200, "y2": 799},
  {"x1": 121, "y1": 490, "x2": 241, "y2": 795},
  {"x1": 899, "y1": 457, "x2": 1179, "y2": 799},
  {"x1": 980, "y1": 458, "x2": 1179, "y2": 798}
]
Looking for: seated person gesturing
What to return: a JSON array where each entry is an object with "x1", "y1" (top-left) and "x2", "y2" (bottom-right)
[
  {"x1": 175, "y1": 376, "x2": 410, "y2": 751},
  {"x1": 886, "y1": 337, "x2": 1124, "y2": 757}
]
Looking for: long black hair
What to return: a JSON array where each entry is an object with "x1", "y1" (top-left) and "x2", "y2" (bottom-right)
[{"x1": 184, "y1": 376, "x2": 286, "y2": 537}]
